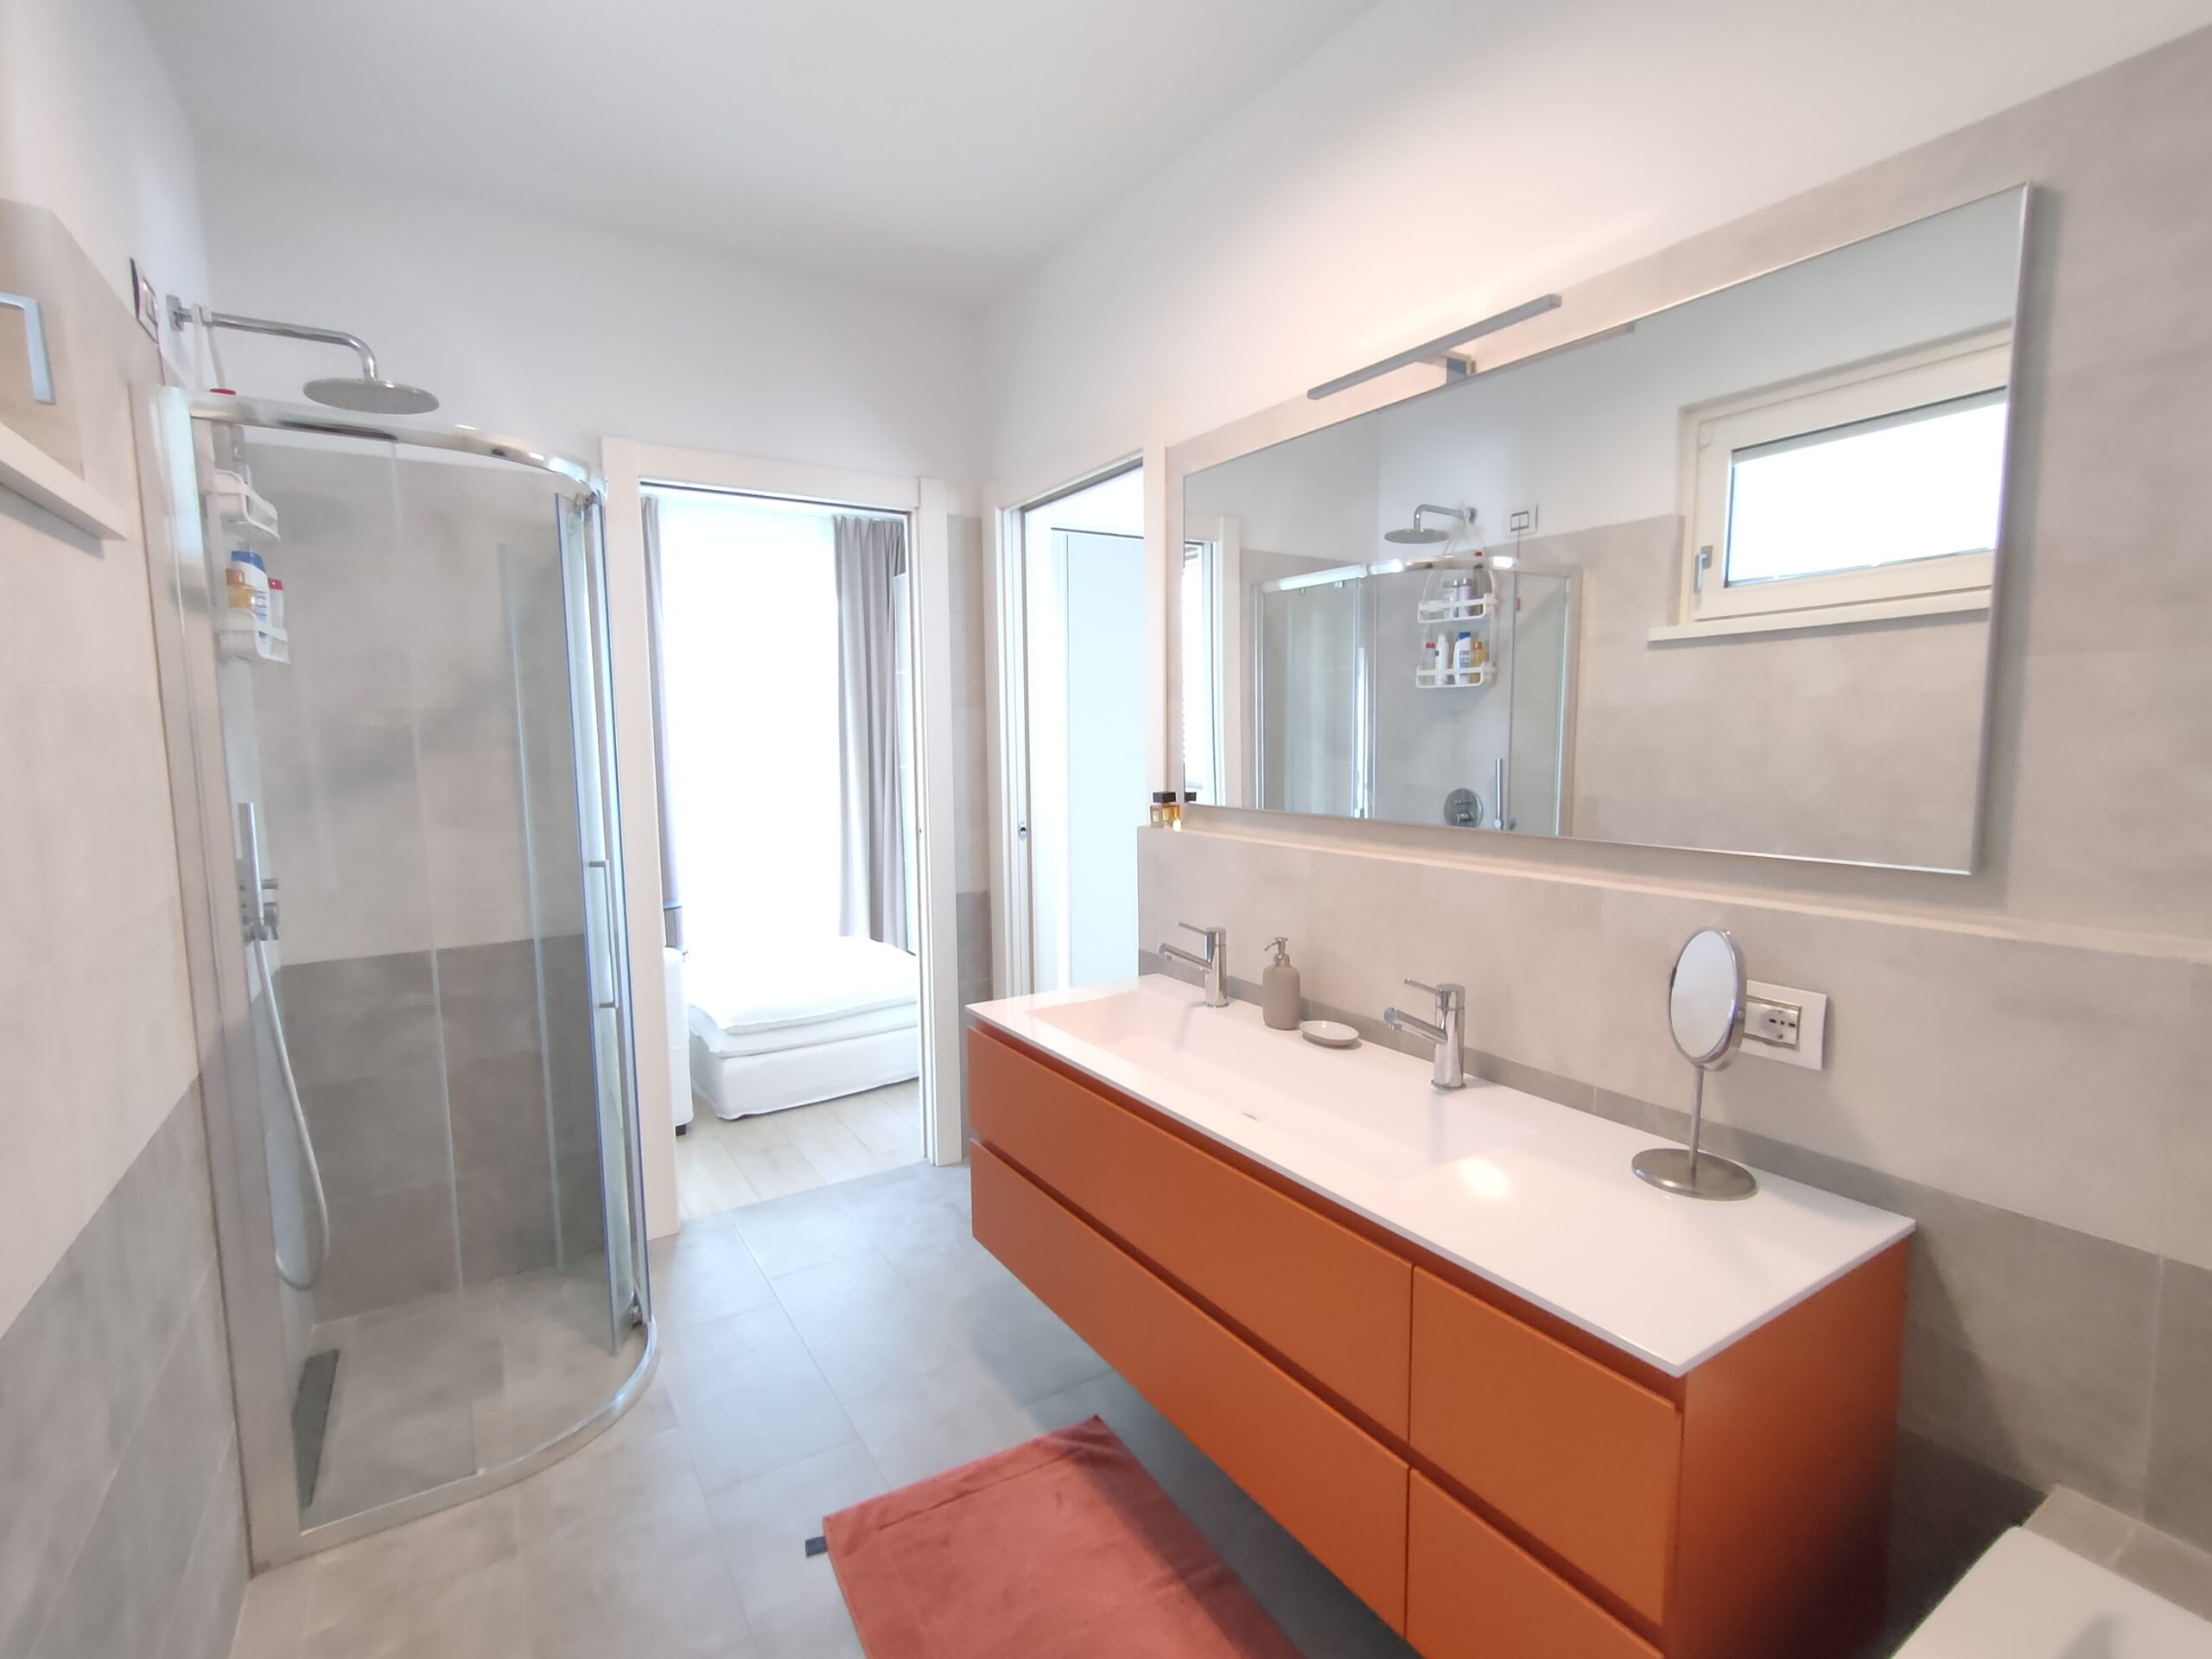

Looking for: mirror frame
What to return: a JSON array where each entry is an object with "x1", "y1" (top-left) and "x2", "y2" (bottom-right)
[{"x1": 1165, "y1": 182, "x2": 2034, "y2": 875}]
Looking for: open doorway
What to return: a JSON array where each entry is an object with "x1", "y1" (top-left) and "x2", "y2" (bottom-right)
[
  {"x1": 1009, "y1": 467, "x2": 1149, "y2": 993},
  {"x1": 646, "y1": 485, "x2": 925, "y2": 1219}
]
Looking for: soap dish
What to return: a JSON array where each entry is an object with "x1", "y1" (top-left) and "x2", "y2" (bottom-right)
[{"x1": 1300, "y1": 1020, "x2": 1360, "y2": 1049}]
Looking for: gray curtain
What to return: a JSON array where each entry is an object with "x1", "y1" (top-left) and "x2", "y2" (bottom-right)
[
  {"x1": 641, "y1": 493, "x2": 683, "y2": 949},
  {"x1": 835, "y1": 514, "x2": 909, "y2": 949}
]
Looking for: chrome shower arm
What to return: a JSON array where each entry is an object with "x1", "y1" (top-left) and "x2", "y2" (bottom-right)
[{"x1": 188, "y1": 308, "x2": 382, "y2": 380}]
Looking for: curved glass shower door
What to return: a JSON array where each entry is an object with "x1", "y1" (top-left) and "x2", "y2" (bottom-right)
[{"x1": 181, "y1": 405, "x2": 651, "y2": 1548}]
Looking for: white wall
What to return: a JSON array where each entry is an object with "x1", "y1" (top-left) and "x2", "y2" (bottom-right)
[
  {"x1": 983, "y1": 0, "x2": 2212, "y2": 486},
  {"x1": 195, "y1": 149, "x2": 984, "y2": 484},
  {"x1": 0, "y1": 0, "x2": 208, "y2": 309},
  {"x1": 1020, "y1": 472, "x2": 1146, "y2": 990}
]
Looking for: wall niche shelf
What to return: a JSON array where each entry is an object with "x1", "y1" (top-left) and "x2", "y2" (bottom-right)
[{"x1": 0, "y1": 419, "x2": 132, "y2": 540}]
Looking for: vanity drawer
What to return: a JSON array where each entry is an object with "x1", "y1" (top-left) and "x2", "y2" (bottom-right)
[
  {"x1": 1410, "y1": 1269, "x2": 1681, "y2": 1625},
  {"x1": 971, "y1": 1142, "x2": 1410, "y2": 1630},
  {"x1": 969, "y1": 1027, "x2": 1414, "y2": 1435},
  {"x1": 1408, "y1": 1473, "x2": 1660, "y2": 1659}
]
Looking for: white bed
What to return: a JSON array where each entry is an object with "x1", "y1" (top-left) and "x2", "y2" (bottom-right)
[{"x1": 685, "y1": 936, "x2": 920, "y2": 1120}]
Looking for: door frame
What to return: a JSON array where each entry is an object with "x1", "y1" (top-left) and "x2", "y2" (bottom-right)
[
  {"x1": 601, "y1": 439, "x2": 963, "y2": 1231},
  {"x1": 984, "y1": 435, "x2": 1168, "y2": 998}
]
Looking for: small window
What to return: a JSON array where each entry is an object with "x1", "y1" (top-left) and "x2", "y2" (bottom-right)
[{"x1": 1679, "y1": 331, "x2": 2011, "y2": 630}]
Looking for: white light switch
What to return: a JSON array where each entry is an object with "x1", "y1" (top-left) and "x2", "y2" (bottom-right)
[{"x1": 1743, "y1": 980, "x2": 1827, "y2": 1070}]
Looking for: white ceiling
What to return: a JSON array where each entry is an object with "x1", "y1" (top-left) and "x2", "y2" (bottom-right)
[{"x1": 138, "y1": 0, "x2": 1381, "y2": 304}]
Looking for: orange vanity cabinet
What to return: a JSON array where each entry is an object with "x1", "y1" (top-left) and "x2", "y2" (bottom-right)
[{"x1": 967, "y1": 1024, "x2": 1910, "y2": 1659}]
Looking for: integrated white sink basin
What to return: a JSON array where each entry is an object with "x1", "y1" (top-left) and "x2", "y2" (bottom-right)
[
  {"x1": 973, "y1": 975, "x2": 1914, "y2": 1375},
  {"x1": 1032, "y1": 988, "x2": 1534, "y2": 1179}
]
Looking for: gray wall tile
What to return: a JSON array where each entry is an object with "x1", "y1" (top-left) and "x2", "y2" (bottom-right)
[
  {"x1": 2149, "y1": 1260, "x2": 2212, "y2": 1548},
  {"x1": 30, "y1": 1263, "x2": 236, "y2": 1659},
  {"x1": 315, "y1": 1181, "x2": 461, "y2": 1321},
  {"x1": 277, "y1": 952, "x2": 441, "y2": 1090},
  {"x1": 156, "y1": 1440, "x2": 249, "y2": 1659},
  {"x1": 436, "y1": 938, "x2": 547, "y2": 1064},
  {"x1": 0, "y1": 1088, "x2": 245, "y2": 1659},
  {"x1": 300, "y1": 1064, "x2": 454, "y2": 1200}
]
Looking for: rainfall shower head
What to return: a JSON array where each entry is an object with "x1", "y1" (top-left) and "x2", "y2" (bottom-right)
[
  {"x1": 303, "y1": 375, "x2": 441, "y2": 415},
  {"x1": 1383, "y1": 504, "x2": 1468, "y2": 545},
  {"x1": 173, "y1": 302, "x2": 441, "y2": 415}
]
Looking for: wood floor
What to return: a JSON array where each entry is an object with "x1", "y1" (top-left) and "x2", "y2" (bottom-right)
[{"x1": 675, "y1": 1080, "x2": 924, "y2": 1220}]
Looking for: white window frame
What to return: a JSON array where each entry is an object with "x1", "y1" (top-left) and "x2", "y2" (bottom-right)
[{"x1": 1667, "y1": 327, "x2": 2012, "y2": 638}]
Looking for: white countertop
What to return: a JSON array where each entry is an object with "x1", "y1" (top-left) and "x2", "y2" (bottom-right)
[
  {"x1": 1894, "y1": 1530, "x2": 2212, "y2": 1657},
  {"x1": 969, "y1": 976, "x2": 1913, "y2": 1376}
]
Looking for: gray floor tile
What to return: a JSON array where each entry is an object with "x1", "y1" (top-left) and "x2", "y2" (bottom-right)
[
  {"x1": 742, "y1": 1582, "x2": 865, "y2": 1659},
  {"x1": 938, "y1": 1276, "x2": 1110, "y2": 1406},
  {"x1": 704, "y1": 1440, "x2": 887, "y2": 1608},
  {"x1": 728, "y1": 1190, "x2": 878, "y2": 1281},
  {"x1": 771, "y1": 1255, "x2": 966, "y2": 1401},
  {"x1": 663, "y1": 1306, "x2": 861, "y2": 1493},
  {"x1": 519, "y1": 1522, "x2": 753, "y2": 1659},
  {"x1": 706, "y1": 1443, "x2": 886, "y2": 1659},
  {"x1": 226, "y1": 1555, "x2": 313, "y2": 1659},
  {"x1": 302, "y1": 1554, "x2": 529, "y2": 1659},
  {"x1": 238, "y1": 1161, "x2": 1395, "y2": 1659},
  {"x1": 510, "y1": 1393, "x2": 706, "y2": 1554},
  {"x1": 648, "y1": 1216, "x2": 779, "y2": 1330},
  {"x1": 839, "y1": 1356, "x2": 1042, "y2": 1489},
  {"x1": 304, "y1": 1491, "x2": 518, "y2": 1637}
]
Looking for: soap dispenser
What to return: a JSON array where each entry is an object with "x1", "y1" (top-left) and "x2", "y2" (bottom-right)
[{"x1": 1262, "y1": 937, "x2": 1302, "y2": 1030}]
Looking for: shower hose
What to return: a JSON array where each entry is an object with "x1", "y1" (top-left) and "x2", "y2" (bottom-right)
[{"x1": 251, "y1": 934, "x2": 331, "y2": 1290}]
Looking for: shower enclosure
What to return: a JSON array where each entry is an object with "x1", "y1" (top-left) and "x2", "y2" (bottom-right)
[
  {"x1": 142, "y1": 389, "x2": 653, "y2": 1561},
  {"x1": 1253, "y1": 559, "x2": 1578, "y2": 833}
]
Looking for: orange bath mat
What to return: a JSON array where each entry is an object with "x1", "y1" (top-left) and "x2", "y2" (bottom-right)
[{"x1": 823, "y1": 1415, "x2": 1300, "y2": 1657}]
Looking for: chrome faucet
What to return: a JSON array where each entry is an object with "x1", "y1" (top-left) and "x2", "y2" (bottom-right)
[
  {"x1": 1385, "y1": 979, "x2": 1466, "y2": 1090},
  {"x1": 1158, "y1": 923, "x2": 1230, "y2": 1008}
]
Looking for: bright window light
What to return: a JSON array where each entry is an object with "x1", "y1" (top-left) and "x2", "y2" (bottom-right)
[
  {"x1": 1725, "y1": 391, "x2": 2007, "y2": 586},
  {"x1": 652, "y1": 488, "x2": 842, "y2": 963}
]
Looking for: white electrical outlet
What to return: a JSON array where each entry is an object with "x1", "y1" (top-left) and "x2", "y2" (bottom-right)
[{"x1": 1742, "y1": 980, "x2": 1827, "y2": 1070}]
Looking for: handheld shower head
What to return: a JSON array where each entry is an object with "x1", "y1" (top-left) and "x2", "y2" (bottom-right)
[
  {"x1": 303, "y1": 376, "x2": 441, "y2": 416},
  {"x1": 1384, "y1": 504, "x2": 1468, "y2": 545}
]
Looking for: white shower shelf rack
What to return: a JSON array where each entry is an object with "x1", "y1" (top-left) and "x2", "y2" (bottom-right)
[
  {"x1": 1417, "y1": 584, "x2": 1492, "y2": 689},
  {"x1": 1415, "y1": 593, "x2": 1493, "y2": 625},
  {"x1": 1415, "y1": 663, "x2": 1492, "y2": 690},
  {"x1": 218, "y1": 612, "x2": 289, "y2": 664},
  {"x1": 212, "y1": 468, "x2": 281, "y2": 537}
]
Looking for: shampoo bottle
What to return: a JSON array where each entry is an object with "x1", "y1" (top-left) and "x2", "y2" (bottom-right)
[{"x1": 1262, "y1": 937, "x2": 1302, "y2": 1030}]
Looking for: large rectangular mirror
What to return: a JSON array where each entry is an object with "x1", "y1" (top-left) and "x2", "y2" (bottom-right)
[{"x1": 1179, "y1": 187, "x2": 2028, "y2": 871}]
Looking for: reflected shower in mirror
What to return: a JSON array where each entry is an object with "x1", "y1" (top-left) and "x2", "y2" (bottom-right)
[{"x1": 1180, "y1": 187, "x2": 2028, "y2": 870}]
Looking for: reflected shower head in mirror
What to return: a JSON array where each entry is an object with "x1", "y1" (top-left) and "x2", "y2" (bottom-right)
[
  {"x1": 303, "y1": 375, "x2": 441, "y2": 415},
  {"x1": 1383, "y1": 504, "x2": 1468, "y2": 545}
]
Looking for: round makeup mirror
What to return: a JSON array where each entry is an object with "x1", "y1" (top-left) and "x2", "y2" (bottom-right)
[
  {"x1": 1669, "y1": 927, "x2": 1745, "y2": 1065},
  {"x1": 1634, "y1": 927, "x2": 1758, "y2": 1200}
]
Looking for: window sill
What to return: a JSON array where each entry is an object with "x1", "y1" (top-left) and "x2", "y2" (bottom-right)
[{"x1": 1647, "y1": 588, "x2": 1990, "y2": 644}]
